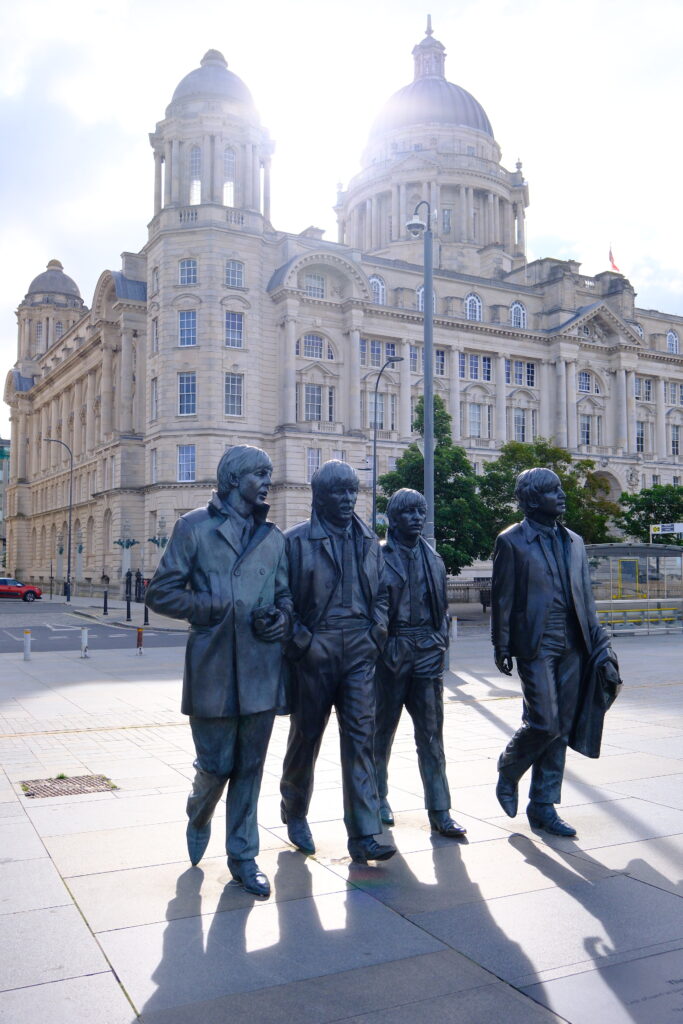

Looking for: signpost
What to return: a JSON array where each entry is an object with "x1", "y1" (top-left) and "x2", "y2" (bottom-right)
[{"x1": 650, "y1": 523, "x2": 683, "y2": 542}]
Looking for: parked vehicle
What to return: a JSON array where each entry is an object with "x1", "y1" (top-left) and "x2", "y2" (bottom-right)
[{"x1": 0, "y1": 578, "x2": 42, "y2": 601}]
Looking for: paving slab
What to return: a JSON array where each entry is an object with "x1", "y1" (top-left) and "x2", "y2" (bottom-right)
[
  {"x1": 0, "y1": 857, "x2": 71, "y2": 914},
  {"x1": 522, "y1": 945, "x2": 683, "y2": 1024},
  {"x1": 571, "y1": 834, "x2": 683, "y2": 897},
  {"x1": 99, "y1": 890, "x2": 445, "y2": 1012},
  {"x1": 408, "y1": 874, "x2": 683, "y2": 987},
  {"x1": 600, "y1": 772, "x2": 683, "y2": 809},
  {"x1": 0, "y1": 818, "x2": 49, "y2": 862},
  {"x1": 0, "y1": 904, "x2": 110, "y2": 991},
  {"x1": 0, "y1": 973, "x2": 136, "y2": 1024}
]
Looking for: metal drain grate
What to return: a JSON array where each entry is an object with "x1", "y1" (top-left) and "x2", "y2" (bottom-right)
[{"x1": 20, "y1": 774, "x2": 116, "y2": 798}]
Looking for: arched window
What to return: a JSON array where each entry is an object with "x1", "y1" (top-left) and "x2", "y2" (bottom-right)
[
  {"x1": 225, "y1": 260, "x2": 244, "y2": 287},
  {"x1": 417, "y1": 285, "x2": 436, "y2": 313},
  {"x1": 465, "y1": 293, "x2": 482, "y2": 322},
  {"x1": 667, "y1": 330, "x2": 679, "y2": 354},
  {"x1": 369, "y1": 275, "x2": 386, "y2": 304},
  {"x1": 509, "y1": 301, "x2": 527, "y2": 329},
  {"x1": 223, "y1": 147, "x2": 236, "y2": 206},
  {"x1": 189, "y1": 145, "x2": 202, "y2": 205}
]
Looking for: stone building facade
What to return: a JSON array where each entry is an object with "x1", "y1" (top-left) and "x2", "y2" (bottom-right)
[{"x1": 3, "y1": 28, "x2": 682, "y2": 588}]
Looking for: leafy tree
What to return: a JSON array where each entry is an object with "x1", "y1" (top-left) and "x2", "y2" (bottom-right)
[
  {"x1": 478, "y1": 438, "x2": 619, "y2": 543},
  {"x1": 615, "y1": 484, "x2": 683, "y2": 545},
  {"x1": 377, "y1": 395, "x2": 491, "y2": 573}
]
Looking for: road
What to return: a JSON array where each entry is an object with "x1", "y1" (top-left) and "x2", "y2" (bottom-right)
[{"x1": 0, "y1": 600, "x2": 186, "y2": 653}]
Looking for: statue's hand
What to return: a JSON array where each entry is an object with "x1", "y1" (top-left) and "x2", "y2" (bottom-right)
[
  {"x1": 257, "y1": 609, "x2": 288, "y2": 643},
  {"x1": 495, "y1": 650, "x2": 514, "y2": 675}
]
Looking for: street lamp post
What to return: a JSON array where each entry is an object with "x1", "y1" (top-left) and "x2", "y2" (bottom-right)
[
  {"x1": 371, "y1": 356, "x2": 404, "y2": 533},
  {"x1": 44, "y1": 437, "x2": 74, "y2": 602},
  {"x1": 406, "y1": 201, "x2": 435, "y2": 548}
]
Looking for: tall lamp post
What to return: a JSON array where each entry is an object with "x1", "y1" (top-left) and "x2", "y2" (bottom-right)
[
  {"x1": 406, "y1": 200, "x2": 435, "y2": 548},
  {"x1": 44, "y1": 437, "x2": 74, "y2": 602},
  {"x1": 371, "y1": 356, "x2": 404, "y2": 533}
]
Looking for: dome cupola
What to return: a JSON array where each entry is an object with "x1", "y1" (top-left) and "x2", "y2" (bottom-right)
[
  {"x1": 25, "y1": 260, "x2": 82, "y2": 303},
  {"x1": 167, "y1": 49, "x2": 257, "y2": 116}
]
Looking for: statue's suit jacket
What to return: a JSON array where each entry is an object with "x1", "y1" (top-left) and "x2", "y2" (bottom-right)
[
  {"x1": 285, "y1": 510, "x2": 388, "y2": 660},
  {"x1": 379, "y1": 534, "x2": 449, "y2": 674},
  {"x1": 491, "y1": 518, "x2": 606, "y2": 660},
  {"x1": 146, "y1": 494, "x2": 291, "y2": 718}
]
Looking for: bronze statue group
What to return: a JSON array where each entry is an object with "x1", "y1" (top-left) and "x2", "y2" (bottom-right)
[{"x1": 146, "y1": 448, "x2": 621, "y2": 898}]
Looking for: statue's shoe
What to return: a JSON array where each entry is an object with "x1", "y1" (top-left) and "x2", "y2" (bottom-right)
[
  {"x1": 348, "y1": 836, "x2": 396, "y2": 864},
  {"x1": 496, "y1": 773, "x2": 518, "y2": 818},
  {"x1": 379, "y1": 799, "x2": 394, "y2": 826},
  {"x1": 428, "y1": 810, "x2": 467, "y2": 838},
  {"x1": 280, "y1": 803, "x2": 315, "y2": 854},
  {"x1": 228, "y1": 857, "x2": 271, "y2": 897},
  {"x1": 527, "y1": 804, "x2": 577, "y2": 837},
  {"x1": 186, "y1": 822, "x2": 211, "y2": 866}
]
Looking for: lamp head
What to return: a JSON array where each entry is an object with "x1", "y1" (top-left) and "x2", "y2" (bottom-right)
[{"x1": 406, "y1": 216, "x2": 426, "y2": 238}]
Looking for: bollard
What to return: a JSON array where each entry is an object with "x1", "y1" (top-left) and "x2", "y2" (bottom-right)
[
  {"x1": 450, "y1": 616, "x2": 458, "y2": 642},
  {"x1": 126, "y1": 596, "x2": 132, "y2": 623},
  {"x1": 136, "y1": 627, "x2": 144, "y2": 655},
  {"x1": 143, "y1": 603, "x2": 149, "y2": 626},
  {"x1": 103, "y1": 589, "x2": 108, "y2": 616},
  {"x1": 23, "y1": 629, "x2": 31, "y2": 661},
  {"x1": 80, "y1": 627, "x2": 89, "y2": 659}
]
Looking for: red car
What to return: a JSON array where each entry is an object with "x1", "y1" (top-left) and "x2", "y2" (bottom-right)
[{"x1": 0, "y1": 578, "x2": 42, "y2": 602}]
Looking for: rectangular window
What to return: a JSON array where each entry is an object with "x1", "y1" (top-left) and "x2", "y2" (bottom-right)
[
  {"x1": 178, "y1": 310, "x2": 197, "y2": 347},
  {"x1": 304, "y1": 273, "x2": 325, "y2": 298},
  {"x1": 513, "y1": 360, "x2": 524, "y2": 385},
  {"x1": 526, "y1": 362, "x2": 536, "y2": 387},
  {"x1": 179, "y1": 259, "x2": 197, "y2": 285},
  {"x1": 410, "y1": 345, "x2": 419, "y2": 372},
  {"x1": 369, "y1": 392, "x2": 385, "y2": 429},
  {"x1": 385, "y1": 342, "x2": 397, "y2": 359},
  {"x1": 488, "y1": 405, "x2": 494, "y2": 438},
  {"x1": 178, "y1": 372, "x2": 196, "y2": 415},
  {"x1": 597, "y1": 416, "x2": 603, "y2": 445},
  {"x1": 580, "y1": 414, "x2": 591, "y2": 446},
  {"x1": 304, "y1": 383, "x2": 322, "y2": 421},
  {"x1": 306, "y1": 447, "x2": 321, "y2": 481},
  {"x1": 634, "y1": 376, "x2": 642, "y2": 399},
  {"x1": 652, "y1": 475, "x2": 661, "y2": 486},
  {"x1": 673, "y1": 476, "x2": 681, "y2": 486},
  {"x1": 151, "y1": 317, "x2": 159, "y2": 354},
  {"x1": 505, "y1": 359, "x2": 511, "y2": 384},
  {"x1": 469, "y1": 403, "x2": 482, "y2": 438},
  {"x1": 442, "y1": 208, "x2": 452, "y2": 233},
  {"x1": 390, "y1": 392, "x2": 397, "y2": 430},
  {"x1": 225, "y1": 260, "x2": 244, "y2": 287},
  {"x1": 225, "y1": 311, "x2": 244, "y2": 348},
  {"x1": 578, "y1": 371, "x2": 591, "y2": 393},
  {"x1": 150, "y1": 448, "x2": 157, "y2": 484},
  {"x1": 35, "y1": 321, "x2": 43, "y2": 344},
  {"x1": 332, "y1": 449, "x2": 346, "y2": 463},
  {"x1": 459, "y1": 352, "x2": 466, "y2": 379},
  {"x1": 359, "y1": 338, "x2": 367, "y2": 366},
  {"x1": 644, "y1": 379, "x2": 652, "y2": 402},
  {"x1": 303, "y1": 334, "x2": 323, "y2": 359},
  {"x1": 224, "y1": 373, "x2": 243, "y2": 416},
  {"x1": 328, "y1": 386, "x2": 335, "y2": 422},
  {"x1": 177, "y1": 444, "x2": 196, "y2": 482},
  {"x1": 679, "y1": 384, "x2": 683, "y2": 406},
  {"x1": 388, "y1": 456, "x2": 398, "y2": 472},
  {"x1": 672, "y1": 424, "x2": 680, "y2": 456},
  {"x1": 636, "y1": 420, "x2": 645, "y2": 453},
  {"x1": 150, "y1": 377, "x2": 158, "y2": 421},
  {"x1": 370, "y1": 340, "x2": 382, "y2": 368},
  {"x1": 482, "y1": 356, "x2": 492, "y2": 381},
  {"x1": 514, "y1": 408, "x2": 526, "y2": 442},
  {"x1": 469, "y1": 354, "x2": 479, "y2": 380},
  {"x1": 435, "y1": 349, "x2": 445, "y2": 376}
]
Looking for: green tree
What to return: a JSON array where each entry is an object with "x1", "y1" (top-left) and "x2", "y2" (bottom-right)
[
  {"x1": 478, "y1": 438, "x2": 619, "y2": 543},
  {"x1": 615, "y1": 484, "x2": 683, "y2": 544},
  {"x1": 377, "y1": 395, "x2": 491, "y2": 573}
]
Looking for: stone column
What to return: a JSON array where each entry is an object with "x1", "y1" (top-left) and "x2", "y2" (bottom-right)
[
  {"x1": 348, "y1": 328, "x2": 362, "y2": 431},
  {"x1": 655, "y1": 377, "x2": 667, "y2": 456},
  {"x1": 626, "y1": 370, "x2": 636, "y2": 452},
  {"x1": 171, "y1": 139, "x2": 180, "y2": 205},
  {"x1": 365, "y1": 199, "x2": 372, "y2": 250},
  {"x1": 517, "y1": 205, "x2": 526, "y2": 251},
  {"x1": 487, "y1": 193, "x2": 494, "y2": 245},
  {"x1": 399, "y1": 184, "x2": 407, "y2": 240},
  {"x1": 555, "y1": 359, "x2": 567, "y2": 447},
  {"x1": 153, "y1": 151, "x2": 162, "y2": 214},
  {"x1": 391, "y1": 185, "x2": 400, "y2": 240},
  {"x1": 119, "y1": 332, "x2": 133, "y2": 434},
  {"x1": 163, "y1": 141, "x2": 172, "y2": 207},
  {"x1": 252, "y1": 145, "x2": 260, "y2": 211},
  {"x1": 449, "y1": 344, "x2": 460, "y2": 440},
  {"x1": 467, "y1": 187, "x2": 474, "y2": 240},
  {"x1": 400, "y1": 340, "x2": 412, "y2": 439},
  {"x1": 101, "y1": 343, "x2": 114, "y2": 438},
  {"x1": 281, "y1": 317, "x2": 297, "y2": 426},
  {"x1": 263, "y1": 157, "x2": 271, "y2": 220},
  {"x1": 17, "y1": 412, "x2": 27, "y2": 479},
  {"x1": 495, "y1": 354, "x2": 507, "y2": 443},
  {"x1": 615, "y1": 368, "x2": 627, "y2": 451},
  {"x1": 40, "y1": 406, "x2": 49, "y2": 471},
  {"x1": 371, "y1": 196, "x2": 380, "y2": 249},
  {"x1": 566, "y1": 360, "x2": 578, "y2": 449},
  {"x1": 201, "y1": 134, "x2": 211, "y2": 204},
  {"x1": 539, "y1": 360, "x2": 551, "y2": 437}
]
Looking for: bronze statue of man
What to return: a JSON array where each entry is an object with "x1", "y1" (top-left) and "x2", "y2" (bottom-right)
[
  {"x1": 375, "y1": 488, "x2": 466, "y2": 838},
  {"x1": 145, "y1": 445, "x2": 291, "y2": 897},
  {"x1": 491, "y1": 467, "x2": 619, "y2": 837},
  {"x1": 280, "y1": 460, "x2": 395, "y2": 864}
]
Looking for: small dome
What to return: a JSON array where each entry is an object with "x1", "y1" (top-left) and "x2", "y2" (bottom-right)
[
  {"x1": 169, "y1": 50, "x2": 256, "y2": 112},
  {"x1": 26, "y1": 260, "x2": 81, "y2": 299}
]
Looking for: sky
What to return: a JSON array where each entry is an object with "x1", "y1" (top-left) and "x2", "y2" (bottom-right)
[{"x1": 1, "y1": 0, "x2": 682, "y2": 439}]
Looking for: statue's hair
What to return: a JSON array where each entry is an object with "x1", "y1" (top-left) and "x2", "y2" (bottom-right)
[
  {"x1": 216, "y1": 445, "x2": 271, "y2": 496},
  {"x1": 311, "y1": 460, "x2": 359, "y2": 509},
  {"x1": 514, "y1": 467, "x2": 561, "y2": 514},
  {"x1": 386, "y1": 488, "x2": 426, "y2": 526}
]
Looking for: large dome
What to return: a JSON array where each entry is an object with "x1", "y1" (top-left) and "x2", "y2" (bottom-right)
[
  {"x1": 370, "y1": 21, "x2": 493, "y2": 140},
  {"x1": 26, "y1": 260, "x2": 81, "y2": 300},
  {"x1": 169, "y1": 50, "x2": 256, "y2": 111}
]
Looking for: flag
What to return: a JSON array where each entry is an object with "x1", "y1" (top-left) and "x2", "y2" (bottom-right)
[{"x1": 608, "y1": 246, "x2": 620, "y2": 273}]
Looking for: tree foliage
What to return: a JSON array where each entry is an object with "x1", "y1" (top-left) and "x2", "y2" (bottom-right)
[
  {"x1": 615, "y1": 484, "x2": 683, "y2": 545},
  {"x1": 377, "y1": 395, "x2": 491, "y2": 573},
  {"x1": 478, "y1": 438, "x2": 619, "y2": 543}
]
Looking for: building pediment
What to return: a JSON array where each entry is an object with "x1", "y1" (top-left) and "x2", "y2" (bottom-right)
[{"x1": 550, "y1": 301, "x2": 643, "y2": 348}]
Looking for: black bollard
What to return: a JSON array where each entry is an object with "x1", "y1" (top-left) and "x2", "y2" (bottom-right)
[
  {"x1": 126, "y1": 596, "x2": 132, "y2": 622},
  {"x1": 144, "y1": 603, "x2": 149, "y2": 626},
  {"x1": 103, "y1": 589, "x2": 108, "y2": 616}
]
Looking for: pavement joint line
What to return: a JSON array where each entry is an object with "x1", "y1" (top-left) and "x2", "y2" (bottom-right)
[{"x1": 0, "y1": 721, "x2": 186, "y2": 739}]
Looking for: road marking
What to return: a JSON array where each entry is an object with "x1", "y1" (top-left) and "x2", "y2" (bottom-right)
[{"x1": 3, "y1": 631, "x2": 23, "y2": 641}]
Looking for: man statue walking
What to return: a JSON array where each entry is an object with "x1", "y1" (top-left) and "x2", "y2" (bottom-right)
[
  {"x1": 491, "y1": 467, "x2": 619, "y2": 837},
  {"x1": 375, "y1": 488, "x2": 466, "y2": 838},
  {"x1": 280, "y1": 460, "x2": 395, "y2": 864},
  {"x1": 146, "y1": 446, "x2": 291, "y2": 897}
]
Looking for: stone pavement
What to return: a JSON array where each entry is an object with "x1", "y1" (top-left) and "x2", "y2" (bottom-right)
[{"x1": 1, "y1": 632, "x2": 682, "y2": 1023}]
